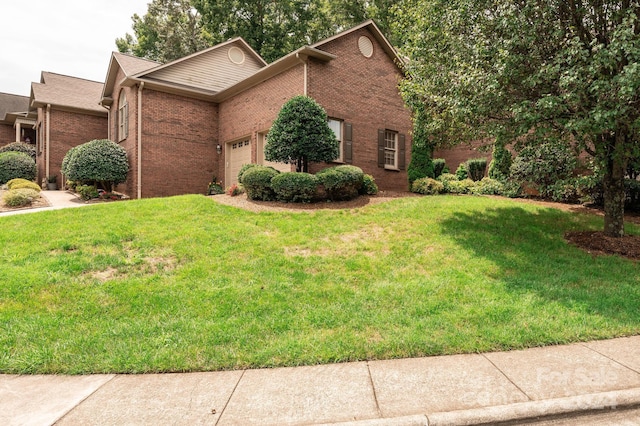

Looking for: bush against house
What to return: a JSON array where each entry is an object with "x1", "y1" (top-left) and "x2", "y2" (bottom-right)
[
  {"x1": 63, "y1": 139, "x2": 129, "y2": 192},
  {"x1": 265, "y1": 96, "x2": 339, "y2": 173},
  {"x1": 0, "y1": 151, "x2": 37, "y2": 184},
  {"x1": 0, "y1": 142, "x2": 36, "y2": 160}
]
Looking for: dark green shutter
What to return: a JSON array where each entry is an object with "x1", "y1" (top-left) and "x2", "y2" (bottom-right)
[
  {"x1": 378, "y1": 129, "x2": 385, "y2": 168},
  {"x1": 398, "y1": 134, "x2": 406, "y2": 170},
  {"x1": 344, "y1": 123, "x2": 353, "y2": 163}
]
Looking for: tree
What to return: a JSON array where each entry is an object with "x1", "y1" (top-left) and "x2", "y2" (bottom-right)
[
  {"x1": 265, "y1": 96, "x2": 339, "y2": 172},
  {"x1": 116, "y1": 0, "x2": 213, "y2": 62},
  {"x1": 407, "y1": 102, "x2": 435, "y2": 186},
  {"x1": 63, "y1": 140, "x2": 129, "y2": 192},
  {"x1": 397, "y1": 0, "x2": 640, "y2": 237}
]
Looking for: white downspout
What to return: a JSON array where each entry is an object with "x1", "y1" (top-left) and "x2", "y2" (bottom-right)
[
  {"x1": 45, "y1": 104, "x2": 51, "y2": 178},
  {"x1": 295, "y1": 53, "x2": 308, "y2": 96},
  {"x1": 137, "y1": 82, "x2": 144, "y2": 199}
]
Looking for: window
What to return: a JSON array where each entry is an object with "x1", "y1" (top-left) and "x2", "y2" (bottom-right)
[
  {"x1": 328, "y1": 118, "x2": 343, "y2": 162},
  {"x1": 384, "y1": 130, "x2": 398, "y2": 169},
  {"x1": 118, "y1": 90, "x2": 128, "y2": 141}
]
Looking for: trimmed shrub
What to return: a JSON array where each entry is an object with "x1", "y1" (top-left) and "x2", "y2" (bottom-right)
[
  {"x1": 2, "y1": 188, "x2": 40, "y2": 207},
  {"x1": 76, "y1": 185, "x2": 99, "y2": 200},
  {"x1": 64, "y1": 139, "x2": 128, "y2": 191},
  {"x1": 316, "y1": 165, "x2": 364, "y2": 201},
  {"x1": 0, "y1": 152, "x2": 36, "y2": 184},
  {"x1": 242, "y1": 165, "x2": 279, "y2": 201},
  {"x1": 470, "y1": 177, "x2": 504, "y2": 195},
  {"x1": 7, "y1": 180, "x2": 41, "y2": 192},
  {"x1": 360, "y1": 174, "x2": 379, "y2": 195},
  {"x1": 411, "y1": 177, "x2": 444, "y2": 195},
  {"x1": 0, "y1": 142, "x2": 36, "y2": 160},
  {"x1": 433, "y1": 159, "x2": 447, "y2": 178},
  {"x1": 488, "y1": 144, "x2": 512, "y2": 181},
  {"x1": 61, "y1": 145, "x2": 79, "y2": 177},
  {"x1": 455, "y1": 164, "x2": 468, "y2": 180},
  {"x1": 501, "y1": 181, "x2": 524, "y2": 198},
  {"x1": 271, "y1": 172, "x2": 319, "y2": 203},
  {"x1": 544, "y1": 179, "x2": 580, "y2": 203},
  {"x1": 446, "y1": 178, "x2": 476, "y2": 194},
  {"x1": 466, "y1": 158, "x2": 487, "y2": 181},
  {"x1": 237, "y1": 163, "x2": 258, "y2": 184}
]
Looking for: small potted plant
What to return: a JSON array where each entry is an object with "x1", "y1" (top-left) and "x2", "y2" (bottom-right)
[{"x1": 46, "y1": 175, "x2": 57, "y2": 190}]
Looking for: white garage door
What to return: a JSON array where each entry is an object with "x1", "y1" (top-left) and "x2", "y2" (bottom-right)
[{"x1": 226, "y1": 139, "x2": 252, "y2": 186}]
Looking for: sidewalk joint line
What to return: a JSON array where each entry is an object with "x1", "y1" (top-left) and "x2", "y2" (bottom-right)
[
  {"x1": 481, "y1": 354, "x2": 533, "y2": 401},
  {"x1": 580, "y1": 342, "x2": 640, "y2": 376},
  {"x1": 214, "y1": 369, "x2": 246, "y2": 426},
  {"x1": 366, "y1": 361, "x2": 383, "y2": 418},
  {"x1": 55, "y1": 374, "x2": 118, "y2": 425}
]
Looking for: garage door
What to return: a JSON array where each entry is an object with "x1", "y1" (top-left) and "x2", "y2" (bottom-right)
[{"x1": 226, "y1": 139, "x2": 252, "y2": 186}]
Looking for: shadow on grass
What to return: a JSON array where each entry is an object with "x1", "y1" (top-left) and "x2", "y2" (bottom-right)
[{"x1": 439, "y1": 205, "x2": 640, "y2": 325}]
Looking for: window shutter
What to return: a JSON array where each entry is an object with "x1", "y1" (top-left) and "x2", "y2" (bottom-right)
[
  {"x1": 344, "y1": 123, "x2": 353, "y2": 163},
  {"x1": 398, "y1": 134, "x2": 406, "y2": 170},
  {"x1": 377, "y1": 129, "x2": 385, "y2": 168}
]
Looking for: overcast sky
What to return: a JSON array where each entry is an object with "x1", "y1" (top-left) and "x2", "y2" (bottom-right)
[{"x1": 0, "y1": 0, "x2": 151, "y2": 96}]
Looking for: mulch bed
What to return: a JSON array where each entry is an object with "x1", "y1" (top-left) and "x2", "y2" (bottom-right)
[{"x1": 565, "y1": 231, "x2": 640, "y2": 261}]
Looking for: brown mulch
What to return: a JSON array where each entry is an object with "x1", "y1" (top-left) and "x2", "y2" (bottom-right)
[
  {"x1": 0, "y1": 189, "x2": 50, "y2": 213},
  {"x1": 564, "y1": 231, "x2": 640, "y2": 261}
]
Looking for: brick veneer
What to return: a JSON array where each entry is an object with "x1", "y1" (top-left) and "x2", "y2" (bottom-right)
[
  {"x1": 308, "y1": 27, "x2": 412, "y2": 191},
  {"x1": 0, "y1": 124, "x2": 14, "y2": 145},
  {"x1": 433, "y1": 141, "x2": 492, "y2": 176}
]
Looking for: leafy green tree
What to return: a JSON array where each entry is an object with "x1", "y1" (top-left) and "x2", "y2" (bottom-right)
[
  {"x1": 64, "y1": 140, "x2": 129, "y2": 192},
  {"x1": 116, "y1": 0, "x2": 213, "y2": 62},
  {"x1": 397, "y1": 0, "x2": 640, "y2": 237},
  {"x1": 407, "y1": 102, "x2": 435, "y2": 186},
  {"x1": 265, "y1": 96, "x2": 339, "y2": 172}
]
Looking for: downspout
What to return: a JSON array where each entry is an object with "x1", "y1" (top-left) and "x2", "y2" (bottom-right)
[
  {"x1": 137, "y1": 82, "x2": 144, "y2": 199},
  {"x1": 45, "y1": 104, "x2": 51, "y2": 179},
  {"x1": 295, "y1": 53, "x2": 308, "y2": 96}
]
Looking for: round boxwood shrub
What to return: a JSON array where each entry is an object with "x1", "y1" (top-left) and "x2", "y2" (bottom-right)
[
  {"x1": 2, "y1": 188, "x2": 40, "y2": 207},
  {"x1": 316, "y1": 165, "x2": 364, "y2": 201},
  {"x1": 7, "y1": 178, "x2": 37, "y2": 190},
  {"x1": 447, "y1": 178, "x2": 476, "y2": 194},
  {"x1": 64, "y1": 139, "x2": 128, "y2": 191},
  {"x1": 470, "y1": 177, "x2": 504, "y2": 195},
  {"x1": 237, "y1": 163, "x2": 259, "y2": 184},
  {"x1": 0, "y1": 152, "x2": 36, "y2": 184},
  {"x1": 242, "y1": 165, "x2": 280, "y2": 201},
  {"x1": 61, "y1": 145, "x2": 79, "y2": 177},
  {"x1": 359, "y1": 174, "x2": 378, "y2": 195},
  {"x1": 271, "y1": 172, "x2": 319, "y2": 203},
  {"x1": 411, "y1": 177, "x2": 444, "y2": 195},
  {"x1": 0, "y1": 142, "x2": 36, "y2": 160}
]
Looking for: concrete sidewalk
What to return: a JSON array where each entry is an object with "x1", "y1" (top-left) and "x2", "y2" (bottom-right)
[
  {"x1": 2, "y1": 336, "x2": 640, "y2": 425},
  {"x1": 0, "y1": 190, "x2": 88, "y2": 217}
]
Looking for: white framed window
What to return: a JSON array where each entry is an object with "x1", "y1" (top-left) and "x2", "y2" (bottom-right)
[
  {"x1": 328, "y1": 118, "x2": 343, "y2": 162},
  {"x1": 384, "y1": 130, "x2": 398, "y2": 169},
  {"x1": 118, "y1": 90, "x2": 128, "y2": 142}
]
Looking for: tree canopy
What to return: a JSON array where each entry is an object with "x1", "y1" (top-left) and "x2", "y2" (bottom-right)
[
  {"x1": 265, "y1": 96, "x2": 339, "y2": 172},
  {"x1": 118, "y1": 0, "x2": 398, "y2": 63},
  {"x1": 397, "y1": 0, "x2": 640, "y2": 237}
]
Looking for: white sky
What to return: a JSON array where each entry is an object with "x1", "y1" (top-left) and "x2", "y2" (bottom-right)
[{"x1": 0, "y1": 0, "x2": 151, "y2": 96}]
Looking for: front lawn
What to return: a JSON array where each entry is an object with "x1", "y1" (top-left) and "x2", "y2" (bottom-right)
[{"x1": 1, "y1": 194, "x2": 638, "y2": 374}]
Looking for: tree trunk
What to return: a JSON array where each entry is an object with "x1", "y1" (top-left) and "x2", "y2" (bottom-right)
[{"x1": 602, "y1": 134, "x2": 627, "y2": 237}]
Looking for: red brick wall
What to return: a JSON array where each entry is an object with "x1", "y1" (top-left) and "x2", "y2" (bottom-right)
[
  {"x1": 110, "y1": 74, "x2": 139, "y2": 198},
  {"x1": 139, "y1": 89, "x2": 218, "y2": 198},
  {"x1": 433, "y1": 141, "x2": 492, "y2": 176},
  {"x1": 217, "y1": 65, "x2": 305, "y2": 186},
  {"x1": 308, "y1": 28, "x2": 413, "y2": 191},
  {"x1": 41, "y1": 109, "x2": 107, "y2": 184},
  {"x1": 0, "y1": 124, "x2": 14, "y2": 145}
]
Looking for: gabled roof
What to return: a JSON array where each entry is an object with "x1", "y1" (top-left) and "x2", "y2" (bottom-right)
[
  {"x1": 30, "y1": 72, "x2": 106, "y2": 115},
  {"x1": 101, "y1": 52, "x2": 161, "y2": 103},
  {"x1": 0, "y1": 92, "x2": 29, "y2": 124},
  {"x1": 311, "y1": 20, "x2": 405, "y2": 71}
]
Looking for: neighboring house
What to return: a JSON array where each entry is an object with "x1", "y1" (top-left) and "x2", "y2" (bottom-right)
[
  {"x1": 100, "y1": 20, "x2": 412, "y2": 198},
  {"x1": 0, "y1": 92, "x2": 35, "y2": 146},
  {"x1": 30, "y1": 72, "x2": 108, "y2": 184}
]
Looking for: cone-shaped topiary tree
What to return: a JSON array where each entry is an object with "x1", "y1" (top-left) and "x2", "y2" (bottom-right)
[{"x1": 265, "y1": 96, "x2": 339, "y2": 173}]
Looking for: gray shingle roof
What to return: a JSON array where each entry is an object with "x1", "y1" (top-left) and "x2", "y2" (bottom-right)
[
  {"x1": 31, "y1": 72, "x2": 106, "y2": 113},
  {"x1": 0, "y1": 92, "x2": 29, "y2": 123}
]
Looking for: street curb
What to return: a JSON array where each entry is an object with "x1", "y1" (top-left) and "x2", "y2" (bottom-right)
[{"x1": 322, "y1": 387, "x2": 640, "y2": 426}]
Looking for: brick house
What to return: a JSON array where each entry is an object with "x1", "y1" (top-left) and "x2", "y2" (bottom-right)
[
  {"x1": 0, "y1": 92, "x2": 35, "y2": 147},
  {"x1": 100, "y1": 20, "x2": 412, "y2": 198},
  {"x1": 30, "y1": 72, "x2": 108, "y2": 184}
]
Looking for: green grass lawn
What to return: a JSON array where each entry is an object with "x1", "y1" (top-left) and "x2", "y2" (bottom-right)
[{"x1": 1, "y1": 194, "x2": 638, "y2": 374}]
